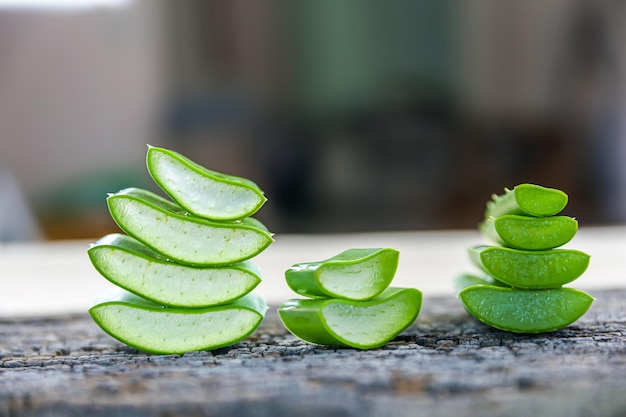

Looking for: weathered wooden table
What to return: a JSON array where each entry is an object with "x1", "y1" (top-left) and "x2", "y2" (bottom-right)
[
  {"x1": 1, "y1": 289, "x2": 625, "y2": 417},
  {"x1": 1, "y1": 228, "x2": 625, "y2": 416}
]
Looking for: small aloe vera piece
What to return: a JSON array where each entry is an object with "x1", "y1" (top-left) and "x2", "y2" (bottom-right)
[
  {"x1": 285, "y1": 248, "x2": 399, "y2": 301},
  {"x1": 146, "y1": 145, "x2": 267, "y2": 220},
  {"x1": 453, "y1": 273, "x2": 508, "y2": 294},
  {"x1": 455, "y1": 274, "x2": 594, "y2": 333},
  {"x1": 107, "y1": 188, "x2": 273, "y2": 266},
  {"x1": 480, "y1": 215, "x2": 578, "y2": 250},
  {"x1": 88, "y1": 234, "x2": 262, "y2": 308},
  {"x1": 469, "y1": 245, "x2": 590, "y2": 289},
  {"x1": 486, "y1": 184, "x2": 568, "y2": 218},
  {"x1": 89, "y1": 288, "x2": 267, "y2": 354},
  {"x1": 278, "y1": 287, "x2": 422, "y2": 349}
]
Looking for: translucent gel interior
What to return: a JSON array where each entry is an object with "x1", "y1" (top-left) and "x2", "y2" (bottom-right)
[
  {"x1": 321, "y1": 291, "x2": 415, "y2": 346},
  {"x1": 151, "y1": 152, "x2": 262, "y2": 219},
  {"x1": 111, "y1": 198, "x2": 269, "y2": 264},
  {"x1": 91, "y1": 248, "x2": 259, "y2": 306},
  {"x1": 318, "y1": 256, "x2": 389, "y2": 299},
  {"x1": 92, "y1": 304, "x2": 261, "y2": 353}
]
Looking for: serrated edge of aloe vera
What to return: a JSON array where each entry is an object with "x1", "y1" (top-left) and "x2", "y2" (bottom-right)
[{"x1": 485, "y1": 184, "x2": 568, "y2": 218}]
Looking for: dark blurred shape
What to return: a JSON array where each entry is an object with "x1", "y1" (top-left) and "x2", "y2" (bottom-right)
[
  {"x1": 158, "y1": 0, "x2": 626, "y2": 233},
  {"x1": 0, "y1": 168, "x2": 41, "y2": 242}
]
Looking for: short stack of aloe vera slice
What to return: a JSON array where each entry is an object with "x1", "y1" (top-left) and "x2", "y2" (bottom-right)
[
  {"x1": 87, "y1": 146, "x2": 273, "y2": 354},
  {"x1": 278, "y1": 248, "x2": 422, "y2": 349},
  {"x1": 455, "y1": 184, "x2": 594, "y2": 333}
]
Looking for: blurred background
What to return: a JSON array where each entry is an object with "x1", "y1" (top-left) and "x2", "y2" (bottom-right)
[{"x1": 1, "y1": 0, "x2": 625, "y2": 241}]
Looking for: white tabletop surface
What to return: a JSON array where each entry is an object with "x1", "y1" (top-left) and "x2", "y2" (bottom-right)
[{"x1": 1, "y1": 226, "x2": 625, "y2": 317}]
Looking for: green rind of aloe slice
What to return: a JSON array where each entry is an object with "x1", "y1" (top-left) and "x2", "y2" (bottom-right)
[
  {"x1": 285, "y1": 248, "x2": 399, "y2": 301},
  {"x1": 480, "y1": 215, "x2": 578, "y2": 250},
  {"x1": 455, "y1": 275, "x2": 594, "y2": 333},
  {"x1": 89, "y1": 288, "x2": 267, "y2": 354},
  {"x1": 107, "y1": 187, "x2": 274, "y2": 266},
  {"x1": 485, "y1": 184, "x2": 568, "y2": 218},
  {"x1": 88, "y1": 233, "x2": 262, "y2": 308},
  {"x1": 469, "y1": 245, "x2": 590, "y2": 289},
  {"x1": 146, "y1": 145, "x2": 266, "y2": 221},
  {"x1": 278, "y1": 287, "x2": 422, "y2": 349},
  {"x1": 453, "y1": 273, "x2": 509, "y2": 294}
]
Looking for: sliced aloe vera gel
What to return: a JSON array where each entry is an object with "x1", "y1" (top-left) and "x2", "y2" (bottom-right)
[
  {"x1": 107, "y1": 187, "x2": 273, "y2": 266},
  {"x1": 88, "y1": 234, "x2": 262, "y2": 307},
  {"x1": 88, "y1": 145, "x2": 273, "y2": 353},
  {"x1": 279, "y1": 288, "x2": 422, "y2": 349},
  {"x1": 457, "y1": 183, "x2": 592, "y2": 333},
  {"x1": 146, "y1": 145, "x2": 266, "y2": 220},
  {"x1": 480, "y1": 214, "x2": 578, "y2": 250},
  {"x1": 89, "y1": 288, "x2": 267, "y2": 354},
  {"x1": 280, "y1": 247, "x2": 421, "y2": 349},
  {"x1": 457, "y1": 283, "x2": 594, "y2": 334},
  {"x1": 285, "y1": 248, "x2": 399, "y2": 300},
  {"x1": 485, "y1": 183, "x2": 568, "y2": 218},
  {"x1": 469, "y1": 245, "x2": 590, "y2": 289}
]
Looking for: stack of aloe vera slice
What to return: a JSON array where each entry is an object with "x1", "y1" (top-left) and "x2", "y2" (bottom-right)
[
  {"x1": 278, "y1": 248, "x2": 422, "y2": 349},
  {"x1": 456, "y1": 184, "x2": 594, "y2": 333},
  {"x1": 87, "y1": 146, "x2": 273, "y2": 354}
]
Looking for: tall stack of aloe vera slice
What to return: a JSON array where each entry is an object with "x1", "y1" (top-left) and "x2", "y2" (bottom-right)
[
  {"x1": 455, "y1": 184, "x2": 594, "y2": 333},
  {"x1": 278, "y1": 248, "x2": 422, "y2": 349},
  {"x1": 87, "y1": 146, "x2": 273, "y2": 354}
]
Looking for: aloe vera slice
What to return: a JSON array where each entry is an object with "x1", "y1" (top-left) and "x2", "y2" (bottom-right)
[
  {"x1": 469, "y1": 245, "x2": 590, "y2": 289},
  {"x1": 485, "y1": 184, "x2": 568, "y2": 218},
  {"x1": 107, "y1": 188, "x2": 273, "y2": 266},
  {"x1": 89, "y1": 288, "x2": 267, "y2": 354},
  {"x1": 146, "y1": 146, "x2": 266, "y2": 220},
  {"x1": 278, "y1": 287, "x2": 422, "y2": 349},
  {"x1": 480, "y1": 215, "x2": 578, "y2": 250},
  {"x1": 285, "y1": 248, "x2": 399, "y2": 301},
  {"x1": 88, "y1": 234, "x2": 262, "y2": 307},
  {"x1": 456, "y1": 277, "x2": 594, "y2": 333},
  {"x1": 453, "y1": 273, "x2": 509, "y2": 293}
]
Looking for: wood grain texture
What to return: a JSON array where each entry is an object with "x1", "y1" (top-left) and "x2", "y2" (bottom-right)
[{"x1": 1, "y1": 289, "x2": 625, "y2": 417}]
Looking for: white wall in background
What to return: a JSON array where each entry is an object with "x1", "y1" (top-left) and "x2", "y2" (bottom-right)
[{"x1": 0, "y1": 0, "x2": 165, "y2": 202}]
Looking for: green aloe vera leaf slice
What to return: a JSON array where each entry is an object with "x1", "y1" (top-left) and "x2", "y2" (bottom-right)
[
  {"x1": 469, "y1": 245, "x2": 590, "y2": 289},
  {"x1": 106, "y1": 188, "x2": 273, "y2": 266},
  {"x1": 285, "y1": 248, "x2": 399, "y2": 300},
  {"x1": 485, "y1": 184, "x2": 568, "y2": 218},
  {"x1": 480, "y1": 215, "x2": 578, "y2": 250},
  {"x1": 458, "y1": 285, "x2": 594, "y2": 333},
  {"x1": 89, "y1": 288, "x2": 267, "y2": 354},
  {"x1": 146, "y1": 145, "x2": 267, "y2": 220},
  {"x1": 453, "y1": 273, "x2": 509, "y2": 294},
  {"x1": 278, "y1": 287, "x2": 422, "y2": 349},
  {"x1": 88, "y1": 233, "x2": 262, "y2": 308}
]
